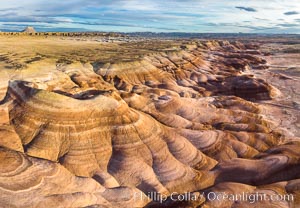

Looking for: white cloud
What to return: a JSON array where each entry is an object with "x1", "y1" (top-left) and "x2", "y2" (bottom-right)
[{"x1": 0, "y1": 0, "x2": 299, "y2": 33}]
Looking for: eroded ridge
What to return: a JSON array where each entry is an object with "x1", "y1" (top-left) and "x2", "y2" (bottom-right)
[{"x1": 0, "y1": 39, "x2": 299, "y2": 208}]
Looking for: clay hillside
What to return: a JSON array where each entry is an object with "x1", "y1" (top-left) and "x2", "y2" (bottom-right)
[{"x1": 0, "y1": 34, "x2": 299, "y2": 208}]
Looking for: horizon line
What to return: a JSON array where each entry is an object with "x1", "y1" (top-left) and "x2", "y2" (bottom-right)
[{"x1": 0, "y1": 30, "x2": 299, "y2": 35}]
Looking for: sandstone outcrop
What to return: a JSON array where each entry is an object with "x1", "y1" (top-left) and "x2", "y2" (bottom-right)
[{"x1": 21, "y1": 26, "x2": 36, "y2": 33}]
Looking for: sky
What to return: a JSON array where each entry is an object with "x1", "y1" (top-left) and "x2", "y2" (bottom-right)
[{"x1": 0, "y1": 0, "x2": 299, "y2": 33}]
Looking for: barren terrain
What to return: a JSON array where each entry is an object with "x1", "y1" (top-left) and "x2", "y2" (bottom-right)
[{"x1": 0, "y1": 34, "x2": 299, "y2": 208}]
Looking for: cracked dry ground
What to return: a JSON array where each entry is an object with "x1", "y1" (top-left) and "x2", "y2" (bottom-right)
[{"x1": 0, "y1": 36, "x2": 299, "y2": 208}]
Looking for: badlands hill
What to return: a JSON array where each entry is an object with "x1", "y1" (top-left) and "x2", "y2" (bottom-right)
[{"x1": 0, "y1": 35, "x2": 299, "y2": 208}]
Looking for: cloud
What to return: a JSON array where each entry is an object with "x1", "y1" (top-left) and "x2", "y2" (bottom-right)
[
  {"x1": 255, "y1": 17, "x2": 269, "y2": 21},
  {"x1": 0, "y1": 7, "x2": 22, "y2": 12},
  {"x1": 235, "y1": 7, "x2": 257, "y2": 12},
  {"x1": 277, "y1": 23, "x2": 300, "y2": 27},
  {"x1": 0, "y1": 0, "x2": 300, "y2": 33},
  {"x1": 284, "y1": 11, "x2": 299, "y2": 15}
]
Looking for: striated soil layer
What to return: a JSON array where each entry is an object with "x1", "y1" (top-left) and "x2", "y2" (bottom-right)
[{"x1": 0, "y1": 35, "x2": 299, "y2": 208}]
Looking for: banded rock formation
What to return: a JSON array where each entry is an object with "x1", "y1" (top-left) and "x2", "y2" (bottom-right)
[
  {"x1": 95, "y1": 41, "x2": 278, "y2": 101},
  {"x1": 0, "y1": 40, "x2": 299, "y2": 208},
  {"x1": 0, "y1": 147, "x2": 149, "y2": 208}
]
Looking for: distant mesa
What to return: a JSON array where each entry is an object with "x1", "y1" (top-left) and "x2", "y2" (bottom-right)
[{"x1": 21, "y1": 26, "x2": 36, "y2": 33}]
